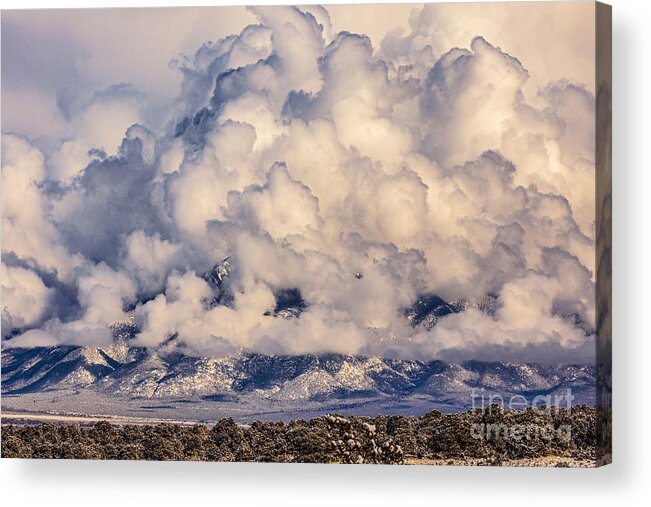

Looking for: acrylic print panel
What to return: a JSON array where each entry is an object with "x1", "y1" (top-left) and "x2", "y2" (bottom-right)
[{"x1": 1, "y1": 2, "x2": 611, "y2": 466}]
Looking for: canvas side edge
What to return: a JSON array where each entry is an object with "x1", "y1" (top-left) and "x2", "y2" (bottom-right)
[{"x1": 595, "y1": 0, "x2": 612, "y2": 467}]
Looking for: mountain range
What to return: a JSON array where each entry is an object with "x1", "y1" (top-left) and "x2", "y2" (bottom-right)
[
  {"x1": 1, "y1": 342, "x2": 595, "y2": 404},
  {"x1": 1, "y1": 260, "x2": 595, "y2": 421}
]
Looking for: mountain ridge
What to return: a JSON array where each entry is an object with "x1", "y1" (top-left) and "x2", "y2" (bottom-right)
[
  {"x1": 1, "y1": 343, "x2": 595, "y2": 406},
  {"x1": 1, "y1": 260, "x2": 595, "y2": 420}
]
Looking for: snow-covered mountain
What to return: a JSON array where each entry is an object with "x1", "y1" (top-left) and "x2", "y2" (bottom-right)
[
  {"x1": 1, "y1": 343, "x2": 595, "y2": 406},
  {"x1": 1, "y1": 259, "x2": 595, "y2": 419}
]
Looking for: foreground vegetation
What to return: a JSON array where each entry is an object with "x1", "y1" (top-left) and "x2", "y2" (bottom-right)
[{"x1": 2, "y1": 405, "x2": 597, "y2": 465}]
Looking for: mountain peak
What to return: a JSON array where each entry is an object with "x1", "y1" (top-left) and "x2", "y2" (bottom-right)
[{"x1": 202, "y1": 256, "x2": 234, "y2": 308}]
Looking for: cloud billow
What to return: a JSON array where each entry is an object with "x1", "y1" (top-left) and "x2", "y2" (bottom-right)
[{"x1": 1, "y1": 6, "x2": 596, "y2": 363}]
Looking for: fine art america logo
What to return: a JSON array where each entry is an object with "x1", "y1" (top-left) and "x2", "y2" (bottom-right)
[{"x1": 470, "y1": 389, "x2": 575, "y2": 443}]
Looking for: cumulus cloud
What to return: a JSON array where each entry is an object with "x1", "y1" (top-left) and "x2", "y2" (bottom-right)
[
  {"x1": 1, "y1": 134, "x2": 86, "y2": 283},
  {"x1": 1, "y1": 5, "x2": 597, "y2": 364},
  {"x1": 1, "y1": 264, "x2": 53, "y2": 337}
]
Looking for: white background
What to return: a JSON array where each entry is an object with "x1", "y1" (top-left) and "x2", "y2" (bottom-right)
[{"x1": 0, "y1": 0, "x2": 649, "y2": 505}]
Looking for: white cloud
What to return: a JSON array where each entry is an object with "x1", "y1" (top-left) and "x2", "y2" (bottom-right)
[
  {"x1": 1, "y1": 134, "x2": 85, "y2": 282},
  {"x1": 2, "y1": 5, "x2": 597, "y2": 364},
  {"x1": 1, "y1": 264, "x2": 53, "y2": 337}
]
